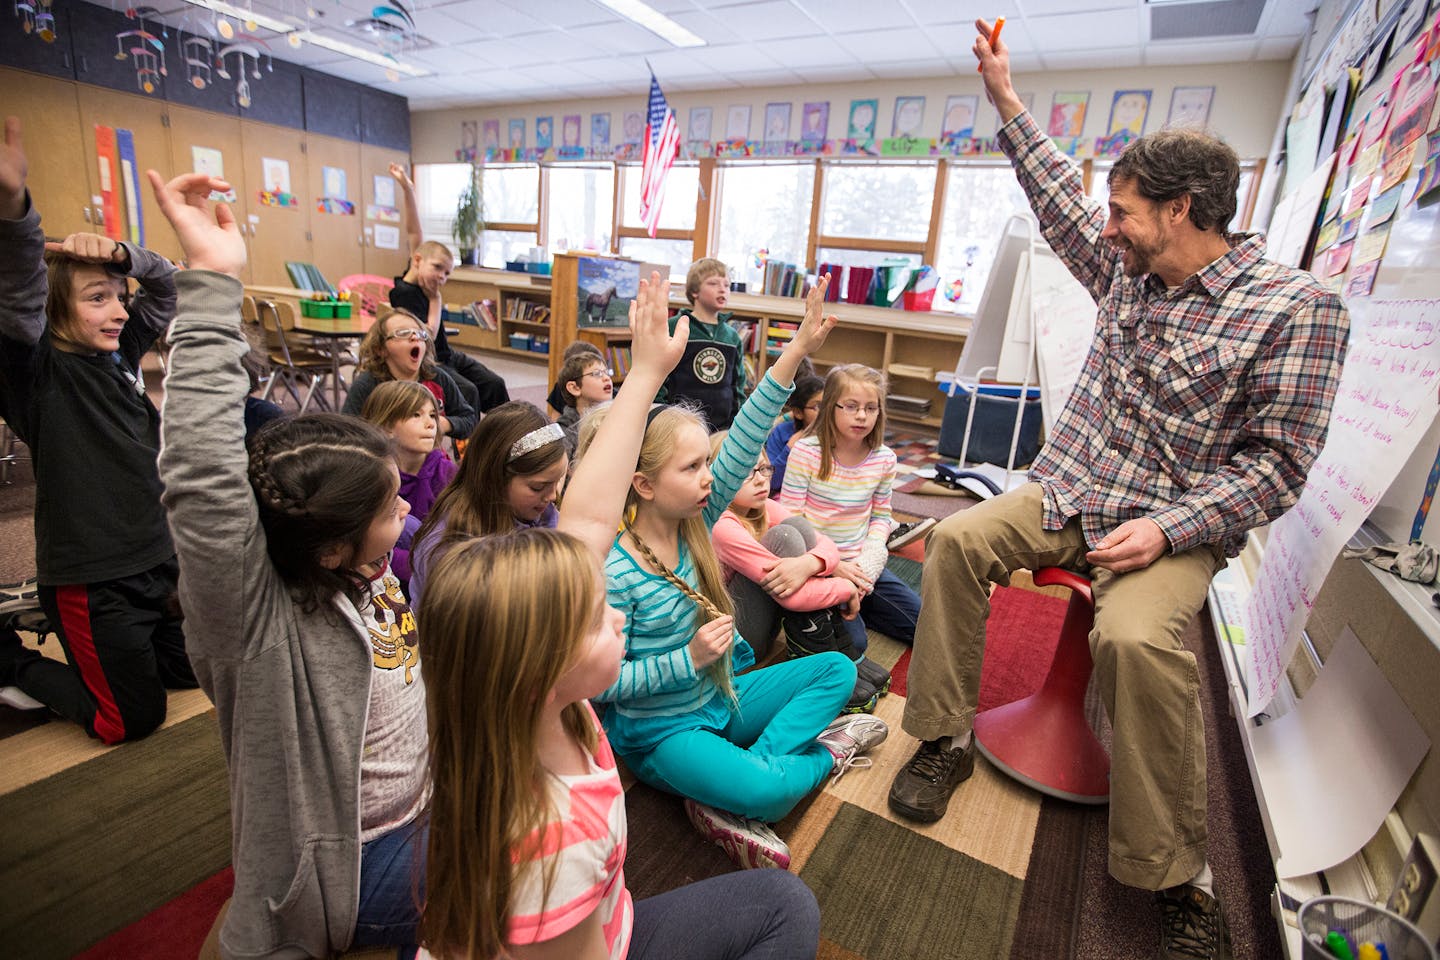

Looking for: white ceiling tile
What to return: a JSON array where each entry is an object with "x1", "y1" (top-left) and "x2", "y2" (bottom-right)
[
  {"x1": 793, "y1": 64, "x2": 877, "y2": 83},
  {"x1": 869, "y1": 58, "x2": 958, "y2": 79},
  {"x1": 445, "y1": 38, "x2": 552, "y2": 70},
  {"x1": 833, "y1": 26, "x2": 942, "y2": 60},
  {"x1": 1257, "y1": 36, "x2": 1304, "y2": 60},
  {"x1": 1257, "y1": 0, "x2": 1314, "y2": 38},
  {"x1": 440, "y1": 1, "x2": 548, "y2": 38},
  {"x1": 648, "y1": 0, "x2": 701, "y2": 11},
  {"x1": 561, "y1": 20, "x2": 672, "y2": 55},
  {"x1": 666, "y1": 9, "x2": 750, "y2": 43},
  {"x1": 902, "y1": 0, "x2": 1021, "y2": 26},
  {"x1": 929, "y1": 19, "x2": 1035, "y2": 56},
  {"x1": 409, "y1": 9, "x2": 496, "y2": 45},
  {"x1": 1040, "y1": 45, "x2": 1141, "y2": 69},
  {"x1": 1006, "y1": 51, "x2": 1046, "y2": 72},
  {"x1": 1019, "y1": 0, "x2": 1130, "y2": 14},
  {"x1": 1141, "y1": 39, "x2": 1260, "y2": 66},
  {"x1": 754, "y1": 35, "x2": 853, "y2": 68},
  {"x1": 728, "y1": 67, "x2": 806, "y2": 86},
  {"x1": 694, "y1": 1, "x2": 820, "y2": 37},
  {"x1": 681, "y1": 42, "x2": 787, "y2": 70},
  {"x1": 503, "y1": 0, "x2": 619, "y2": 27},
  {"x1": 790, "y1": 0, "x2": 919, "y2": 31},
  {"x1": 1025, "y1": 9, "x2": 1144, "y2": 49}
]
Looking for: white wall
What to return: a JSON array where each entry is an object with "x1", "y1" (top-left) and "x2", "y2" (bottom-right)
[{"x1": 410, "y1": 59, "x2": 1294, "y2": 164}]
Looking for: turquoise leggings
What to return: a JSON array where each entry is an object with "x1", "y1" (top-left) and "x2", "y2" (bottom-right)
[{"x1": 622, "y1": 651, "x2": 856, "y2": 823}]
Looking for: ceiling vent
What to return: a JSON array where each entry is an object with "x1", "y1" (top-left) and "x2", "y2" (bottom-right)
[{"x1": 1150, "y1": 0, "x2": 1266, "y2": 41}]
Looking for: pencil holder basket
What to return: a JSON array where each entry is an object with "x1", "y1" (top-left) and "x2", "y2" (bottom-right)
[{"x1": 1298, "y1": 896, "x2": 1436, "y2": 960}]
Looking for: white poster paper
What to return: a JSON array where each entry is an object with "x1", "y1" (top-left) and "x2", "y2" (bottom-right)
[
  {"x1": 1243, "y1": 298, "x2": 1440, "y2": 715},
  {"x1": 373, "y1": 224, "x2": 401, "y2": 250},
  {"x1": 1250, "y1": 628, "x2": 1429, "y2": 878},
  {"x1": 1029, "y1": 253, "x2": 1097, "y2": 431}
]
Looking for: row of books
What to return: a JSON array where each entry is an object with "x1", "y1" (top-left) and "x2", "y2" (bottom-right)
[
  {"x1": 760, "y1": 260, "x2": 811, "y2": 298},
  {"x1": 603, "y1": 345, "x2": 634, "y2": 378},
  {"x1": 885, "y1": 393, "x2": 933, "y2": 416},
  {"x1": 469, "y1": 299, "x2": 499, "y2": 331},
  {"x1": 508, "y1": 298, "x2": 550, "y2": 324},
  {"x1": 764, "y1": 320, "x2": 798, "y2": 357}
]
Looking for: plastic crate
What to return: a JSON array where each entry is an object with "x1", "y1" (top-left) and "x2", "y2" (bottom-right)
[
  {"x1": 298, "y1": 299, "x2": 353, "y2": 319},
  {"x1": 508, "y1": 333, "x2": 532, "y2": 350},
  {"x1": 529, "y1": 336, "x2": 549, "y2": 354}
]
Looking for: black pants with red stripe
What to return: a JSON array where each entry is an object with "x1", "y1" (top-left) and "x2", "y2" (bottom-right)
[{"x1": 25, "y1": 556, "x2": 196, "y2": 744}]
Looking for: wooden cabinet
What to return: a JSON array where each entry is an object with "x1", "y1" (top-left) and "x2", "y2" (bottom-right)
[
  {"x1": 359, "y1": 143, "x2": 411, "y2": 280},
  {"x1": 239, "y1": 120, "x2": 311, "y2": 286},
  {"x1": 0, "y1": 67, "x2": 93, "y2": 238},
  {"x1": 304, "y1": 133, "x2": 364, "y2": 288},
  {"x1": 167, "y1": 104, "x2": 251, "y2": 282},
  {"x1": 73, "y1": 84, "x2": 180, "y2": 262}
]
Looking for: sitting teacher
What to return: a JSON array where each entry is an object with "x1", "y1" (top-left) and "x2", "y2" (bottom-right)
[
  {"x1": 887, "y1": 19, "x2": 1351, "y2": 960},
  {"x1": 343, "y1": 306, "x2": 476, "y2": 441}
]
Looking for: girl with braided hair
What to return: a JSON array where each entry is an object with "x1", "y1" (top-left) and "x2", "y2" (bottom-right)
[
  {"x1": 147, "y1": 168, "x2": 427, "y2": 959},
  {"x1": 577, "y1": 274, "x2": 886, "y2": 873}
]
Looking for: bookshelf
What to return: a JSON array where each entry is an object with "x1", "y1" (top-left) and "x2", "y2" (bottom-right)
[{"x1": 445, "y1": 259, "x2": 974, "y2": 427}]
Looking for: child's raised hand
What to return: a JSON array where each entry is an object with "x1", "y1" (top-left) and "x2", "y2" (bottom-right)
[
  {"x1": 0, "y1": 117, "x2": 28, "y2": 221},
  {"x1": 792, "y1": 273, "x2": 839, "y2": 356},
  {"x1": 44, "y1": 233, "x2": 125, "y2": 265},
  {"x1": 687, "y1": 614, "x2": 734, "y2": 669},
  {"x1": 388, "y1": 162, "x2": 414, "y2": 191},
  {"x1": 627, "y1": 270, "x2": 686, "y2": 384},
  {"x1": 147, "y1": 169, "x2": 247, "y2": 278}
]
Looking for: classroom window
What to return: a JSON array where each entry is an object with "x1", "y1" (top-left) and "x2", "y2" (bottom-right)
[
  {"x1": 413, "y1": 163, "x2": 472, "y2": 250},
  {"x1": 714, "y1": 161, "x2": 816, "y2": 292},
  {"x1": 934, "y1": 163, "x2": 1033, "y2": 314},
  {"x1": 617, "y1": 236, "x2": 695, "y2": 281},
  {"x1": 619, "y1": 163, "x2": 698, "y2": 231},
  {"x1": 546, "y1": 164, "x2": 615, "y2": 254},
  {"x1": 483, "y1": 163, "x2": 540, "y2": 223},
  {"x1": 480, "y1": 230, "x2": 541, "y2": 270},
  {"x1": 819, "y1": 161, "x2": 936, "y2": 243},
  {"x1": 1091, "y1": 159, "x2": 1261, "y2": 230}
]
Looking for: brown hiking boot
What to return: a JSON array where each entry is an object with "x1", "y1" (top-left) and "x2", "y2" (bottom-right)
[
  {"x1": 1156, "y1": 885, "x2": 1231, "y2": 959},
  {"x1": 887, "y1": 738, "x2": 974, "y2": 823}
]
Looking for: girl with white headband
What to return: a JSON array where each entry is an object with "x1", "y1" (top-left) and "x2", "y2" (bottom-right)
[{"x1": 408, "y1": 402, "x2": 568, "y2": 608}]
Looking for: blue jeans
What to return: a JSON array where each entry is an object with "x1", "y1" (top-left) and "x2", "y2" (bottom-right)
[
  {"x1": 630, "y1": 869, "x2": 820, "y2": 959},
  {"x1": 351, "y1": 816, "x2": 427, "y2": 957},
  {"x1": 624, "y1": 652, "x2": 855, "y2": 822},
  {"x1": 838, "y1": 567, "x2": 921, "y2": 653}
]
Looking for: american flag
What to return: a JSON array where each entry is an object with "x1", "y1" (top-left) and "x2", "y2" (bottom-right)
[{"x1": 639, "y1": 71, "x2": 680, "y2": 238}]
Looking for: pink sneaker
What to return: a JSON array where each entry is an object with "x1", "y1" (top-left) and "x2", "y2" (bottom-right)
[{"x1": 683, "y1": 798, "x2": 791, "y2": 870}]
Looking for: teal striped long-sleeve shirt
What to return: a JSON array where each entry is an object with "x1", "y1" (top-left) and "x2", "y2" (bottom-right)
[{"x1": 596, "y1": 370, "x2": 791, "y2": 756}]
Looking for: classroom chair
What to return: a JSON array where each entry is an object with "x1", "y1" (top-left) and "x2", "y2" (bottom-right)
[
  {"x1": 973, "y1": 567, "x2": 1111, "y2": 804},
  {"x1": 337, "y1": 273, "x2": 395, "y2": 324},
  {"x1": 0, "y1": 418, "x2": 28, "y2": 484},
  {"x1": 254, "y1": 299, "x2": 340, "y2": 413}
]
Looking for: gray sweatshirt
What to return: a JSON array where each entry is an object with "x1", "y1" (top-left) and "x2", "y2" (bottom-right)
[{"x1": 157, "y1": 270, "x2": 374, "y2": 959}]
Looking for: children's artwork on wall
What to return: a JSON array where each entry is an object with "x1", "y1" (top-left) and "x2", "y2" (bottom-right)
[
  {"x1": 562, "y1": 114, "x2": 581, "y2": 148},
  {"x1": 801, "y1": 101, "x2": 829, "y2": 143},
  {"x1": 373, "y1": 224, "x2": 400, "y2": 250},
  {"x1": 258, "y1": 156, "x2": 297, "y2": 207},
  {"x1": 942, "y1": 95, "x2": 978, "y2": 140},
  {"x1": 591, "y1": 113, "x2": 611, "y2": 151},
  {"x1": 508, "y1": 119, "x2": 525, "y2": 149},
  {"x1": 536, "y1": 117, "x2": 553, "y2": 150},
  {"x1": 577, "y1": 256, "x2": 641, "y2": 326},
  {"x1": 726, "y1": 104, "x2": 750, "y2": 140},
  {"x1": 623, "y1": 110, "x2": 645, "y2": 145},
  {"x1": 848, "y1": 99, "x2": 878, "y2": 140},
  {"x1": 191, "y1": 145, "x2": 236, "y2": 202},
  {"x1": 368, "y1": 174, "x2": 399, "y2": 221},
  {"x1": 688, "y1": 106, "x2": 713, "y2": 142},
  {"x1": 764, "y1": 102, "x2": 792, "y2": 142},
  {"x1": 892, "y1": 96, "x2": 925, "y2": 137},
  {"x1": 460, "y1": 120, "x2": 478, "y2": 162},
  {"x1": 1166, "y1": 86, "x2": 1214, "y2": 128},
  {"x1": 1107, "y1": 90, "x2": 1151, "y2": 137},
  {"x1": 1047, "y1": 91, "x2": 1089, "y2": 138},
  {"x1": 317, "y1": 164, "x2": 354, "y2": 215},
  {"x1": 482, "y1": 120, "x2": 499, "y2": 151}
]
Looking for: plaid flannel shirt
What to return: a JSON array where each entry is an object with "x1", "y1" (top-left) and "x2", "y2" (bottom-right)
[{"x1": 998, "y1": 111, "x2": 1350, "y2": 558}]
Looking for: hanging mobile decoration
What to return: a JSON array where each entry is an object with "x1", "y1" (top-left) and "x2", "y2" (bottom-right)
[
  {"x1": 182, "y1": 34, "x2": 213, "y2": 89},
  {"x1": 15, "y1": 0, "x2": 58, "y2": 42},
  {"x1": 214, "y1": 36, "x2": 272, "y2": 109},
  {"x1": 114, "y1": 7, "x2": 168, "y2": 94}
]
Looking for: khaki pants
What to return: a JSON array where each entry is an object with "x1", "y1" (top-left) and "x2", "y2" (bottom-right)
[{"x1": 902, "y1": 483, "x2": 1223, "y2": 890}]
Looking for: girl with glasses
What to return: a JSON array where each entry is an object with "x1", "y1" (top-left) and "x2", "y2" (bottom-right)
[{"x1": 342, "y1": 306, "x2": 476, "y2": 442}]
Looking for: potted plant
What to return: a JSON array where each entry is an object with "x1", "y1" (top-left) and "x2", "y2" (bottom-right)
[{"x1": 452, "y1": 164, "x2": 483, "y2": 266}]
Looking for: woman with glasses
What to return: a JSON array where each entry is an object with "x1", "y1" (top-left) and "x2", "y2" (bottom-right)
[{"x1": 342, "y1": 306, "x2": 476, "y2": 442}]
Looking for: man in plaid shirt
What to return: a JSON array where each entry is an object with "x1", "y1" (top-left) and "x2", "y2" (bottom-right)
[{"x1": 889, "y1": 20, "x2": 1349, "y2": 960}]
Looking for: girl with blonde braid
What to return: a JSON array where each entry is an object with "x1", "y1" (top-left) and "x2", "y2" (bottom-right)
[{"x1": 583, "y1": 274, "x2": 888, "y2": 872}]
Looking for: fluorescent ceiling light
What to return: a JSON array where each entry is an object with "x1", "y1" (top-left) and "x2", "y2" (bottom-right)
[
  {"x1": 178, "y1": 0, "x2": 430, "y2": 76},
  {"x1": 592, "y1": 0, "x2": 706, "y2": 48}
]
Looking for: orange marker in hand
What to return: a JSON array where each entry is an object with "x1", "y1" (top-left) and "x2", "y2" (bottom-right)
[{"x1": 979, "y1": 16, "x2": 1005, "y2": 72}]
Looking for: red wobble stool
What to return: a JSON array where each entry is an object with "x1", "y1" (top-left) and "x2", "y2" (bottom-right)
[{"x1": 973, "y1": 567, "x2": 1110, "y2": 804}]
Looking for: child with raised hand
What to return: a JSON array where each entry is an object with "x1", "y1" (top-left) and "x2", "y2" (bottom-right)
[
  {"x1": 342, "y1": 306, "x2": 477, "y2": 442},
  {"x1": 0, "y1": 116, "x2": 195, "y2": 744},
  {"x1": 419, "y1": 271, "x2": 821, "y2": 960},
  {"x1": 763, "y1": 373, "x2": 823, "y2": 495},
  {"x1": 360, "y1": 379, "x2": 456, "y2": 594},
  {"x1": 708, "y1": 434, "x2": 892, "y2": 709},
  {"x1": 148, "y1": 168, "x2": 429, "y2": 958},
  {"x1": 407, "y1": 400, "x2": 566, "y2": 608},
  {"x1": 779, "y1": 364, "x2": 921, "y2": 657},
  {"x1": 584, "y1": 274, "x2": 887, "y2": 872}
]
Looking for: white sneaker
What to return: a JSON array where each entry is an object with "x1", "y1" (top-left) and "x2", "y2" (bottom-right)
[
  {"x1": 0, "y1": 686, "x2": 45, "y2": 711},
  {"x1": 816, "y1": 713, "x2": 889, "y2": 784},
  {"x1": 683, "y1": 798, "x2": 791, "y2": 870},
  {"x1": 887, "y1": 517, "x2": 936, "y2": 550}
]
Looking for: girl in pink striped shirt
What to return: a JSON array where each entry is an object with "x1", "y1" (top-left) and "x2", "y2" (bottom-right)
[{"x1": 779, "y1": 364, "x2": 921, "y2": 655}]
